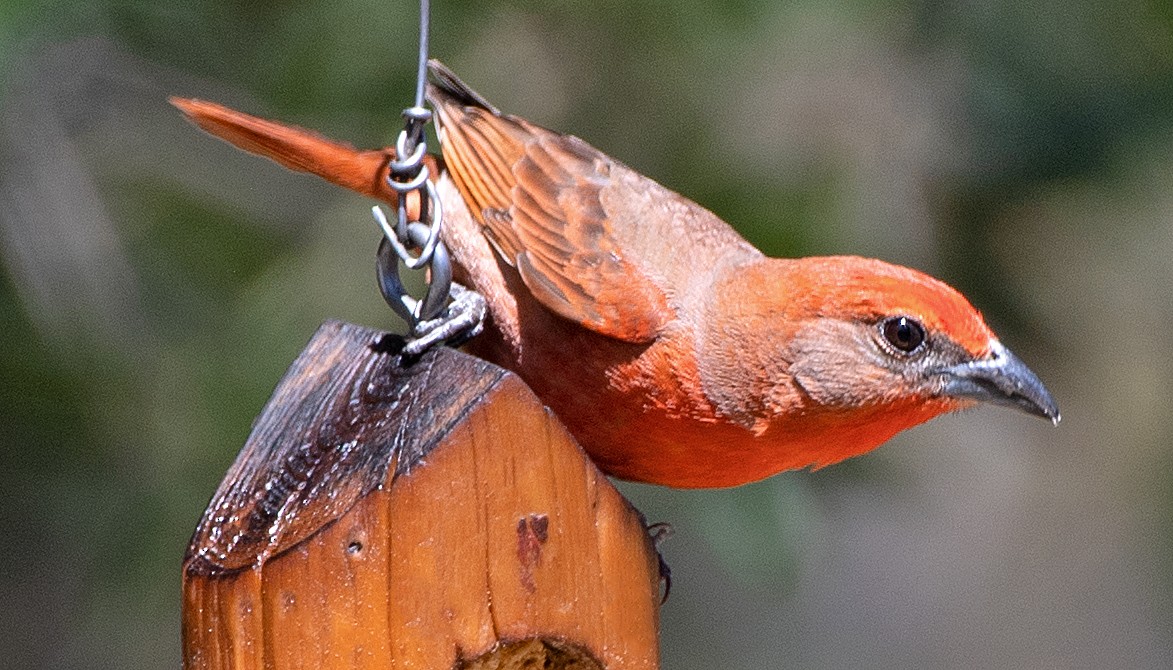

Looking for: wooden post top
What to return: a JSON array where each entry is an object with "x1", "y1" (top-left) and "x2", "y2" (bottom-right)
[{"x1": 183, "y1": 320, "x2": 662, "y2": 669}]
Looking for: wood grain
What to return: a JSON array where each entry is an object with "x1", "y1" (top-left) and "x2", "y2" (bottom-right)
[{"x1": 183, "y1": 321, "x2": 661, "y2": 669}]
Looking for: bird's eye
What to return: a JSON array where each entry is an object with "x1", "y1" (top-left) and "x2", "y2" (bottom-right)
[{"x1": 881, "y1": 316, "x2": 926, "y2": 354}]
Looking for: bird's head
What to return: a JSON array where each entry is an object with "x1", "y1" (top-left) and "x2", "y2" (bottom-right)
[
  {"x1": 778, "y1": 255, "x2": 1059, "y2": 422},
  {"x1": 703, "y1": 256, "x2": 1058, "y2": 465}
]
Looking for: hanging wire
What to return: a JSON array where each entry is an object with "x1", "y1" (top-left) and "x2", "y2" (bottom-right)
[
  {"x1": 409, "y1": 0, "x2": 430, "y2": 131},
  {"x1": 374, "y1": 0, "x2": 453, "y2": 335}
]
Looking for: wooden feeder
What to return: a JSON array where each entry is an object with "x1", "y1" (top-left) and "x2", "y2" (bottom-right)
[{"x1": 182, "y1": 321, "x2": 662, "y2": 669}]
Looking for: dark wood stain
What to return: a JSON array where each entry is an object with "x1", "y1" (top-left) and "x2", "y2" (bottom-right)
[{"x1": 185, "y1": 320, "x2": 506, "y2": 576}]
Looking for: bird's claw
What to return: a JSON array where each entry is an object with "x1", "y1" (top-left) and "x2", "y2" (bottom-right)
[
  {"x1": 646, "y1": 521, "x2": 674, "y2": 604},
  {"x1": 402, "y1": 283, "x2": 487, "y2": 358}
]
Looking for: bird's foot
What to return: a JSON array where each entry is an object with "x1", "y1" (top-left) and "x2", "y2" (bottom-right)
[{"x1": 402, "y1": 283, "x2": 487, "y2": 358}]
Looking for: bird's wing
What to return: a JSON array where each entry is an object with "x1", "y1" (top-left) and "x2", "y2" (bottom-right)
[{"x1": 428, "y1": 61, "x2": 674, "y2": 343}]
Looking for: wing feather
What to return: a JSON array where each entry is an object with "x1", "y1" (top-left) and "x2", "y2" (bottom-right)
[{"x1": 428, "y1": 63, "x2": 672, "y2": 342}]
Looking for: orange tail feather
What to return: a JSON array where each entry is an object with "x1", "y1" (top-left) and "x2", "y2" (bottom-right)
[{"x1": 171, "y1": 97, "x2": 430, "y2": 207}]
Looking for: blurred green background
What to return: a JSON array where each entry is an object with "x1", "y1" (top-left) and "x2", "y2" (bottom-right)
[{"x1": 2, "y1": 0, "x2": 1171, "y2": 667}]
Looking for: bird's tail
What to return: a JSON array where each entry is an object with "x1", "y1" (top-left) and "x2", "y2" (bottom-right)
[{"x1": 171, "y1": 97, "x2": 415, "y2": 207}]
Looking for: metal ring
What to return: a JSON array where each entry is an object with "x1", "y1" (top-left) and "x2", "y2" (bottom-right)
[
  {"x1": 375, "y1": 225, "x2": 452, "y2": 323},
  {"x1": 389, "y1": 130, "x2": 427, "y2": 175},
  {"x1": 387, "y1": 163, "x2": 429, "y2": 193},
  {"x1": 372, "y1": 179, "x2": 444, "y2": 270},
  {"x1": 411, "y1": 179, "x2": 444, "y2": 268},
  {"x1": 376, "y1": 237, "x2": 417, "y2": 325},
  {"x1": 402, "y1": 106, "x2": 432, "y2": 124},
  {"x1": 412, "y1": 223, "x2": 451, "y2": 321}
]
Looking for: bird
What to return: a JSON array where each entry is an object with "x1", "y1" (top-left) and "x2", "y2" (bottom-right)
[{"x1": 172, "y1": 61, "x2": 1059, "y2": 489}]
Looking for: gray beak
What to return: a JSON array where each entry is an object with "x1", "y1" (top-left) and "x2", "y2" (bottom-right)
[{"x1": 941, "y1": 340, "x2": 1060, "y2": 425}]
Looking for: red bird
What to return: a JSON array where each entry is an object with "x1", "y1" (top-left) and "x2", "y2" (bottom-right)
[{"x1": 173, "y1": 62, "x2": 1058, "y2": 488}]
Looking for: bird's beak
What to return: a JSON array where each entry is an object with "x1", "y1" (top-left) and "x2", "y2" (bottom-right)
[{"x1": 940, "y1": 340, "x2": 1060, "y2": 425}]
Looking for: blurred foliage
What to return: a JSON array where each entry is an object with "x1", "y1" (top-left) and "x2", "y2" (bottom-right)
[{"x1": 2, "y1": 0, "x2": 1172, "y2": 668}]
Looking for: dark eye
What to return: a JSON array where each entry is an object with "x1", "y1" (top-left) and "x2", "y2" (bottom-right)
[{"x1": 881, "y1": 316, "x2": 926, "y2": 354}]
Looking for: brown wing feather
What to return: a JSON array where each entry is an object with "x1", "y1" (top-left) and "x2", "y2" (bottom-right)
[{"x1": 427, "y1": 63, "x2": 671, "y2": 342}]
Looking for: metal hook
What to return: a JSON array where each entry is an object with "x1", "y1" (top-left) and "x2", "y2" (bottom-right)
[
  {"x1": 372, "y1": 184, "x2": 443, "y2": 270},
  {"x1": 376, "y1": 222, "x2": 451, "y2": 324}
]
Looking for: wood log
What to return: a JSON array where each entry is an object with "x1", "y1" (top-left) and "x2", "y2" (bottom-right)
[{"x1": 182, "y1": 320, "x2": 662, "y2": 669}]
